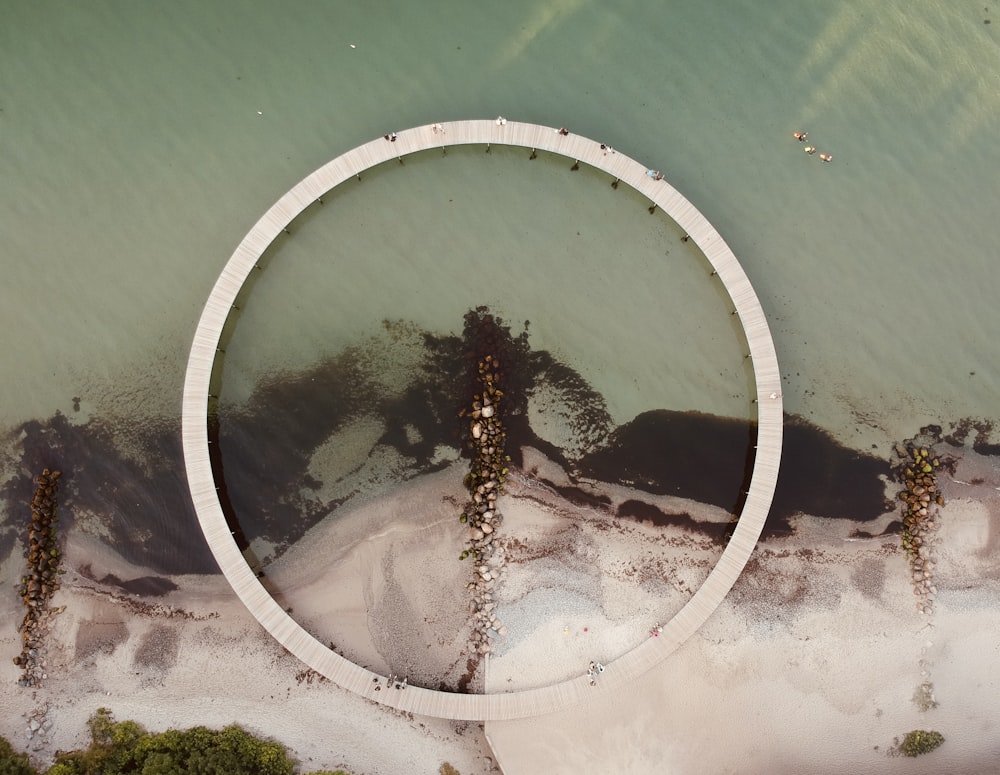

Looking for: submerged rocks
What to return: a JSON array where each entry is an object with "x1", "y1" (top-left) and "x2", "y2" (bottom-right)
[{"x1": 16, "y1": 467, "x2": 64, "y2": 687}]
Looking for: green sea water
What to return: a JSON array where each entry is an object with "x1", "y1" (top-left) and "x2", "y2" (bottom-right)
[
  {"x1": 3, "y1": 1, "x2": 999, "y2": 447},
  {"x1": 3, "y1": 2, "x2": 999, "y2": 448}
]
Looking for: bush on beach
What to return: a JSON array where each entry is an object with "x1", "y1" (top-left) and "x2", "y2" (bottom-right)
[
  {"x1": 3, "y1": 709, "x2": 351, "y2": 775},
  {"x1": 0, "y1": 734, "x2": 36, "y2": 775},
  {"x1": 899, "y1": 729, "x2": 945, "y2": 757}
]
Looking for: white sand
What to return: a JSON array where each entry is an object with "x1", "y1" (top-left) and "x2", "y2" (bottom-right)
[
  {"x1": 486, "y1": 454, "x2": 731, "y2": 690},
  {"x1": 0, "y1": 527, "x2": 498, "y2": 775},
  {"x1": 3, "y1": 445, "x2": 998, "y2": 774},
  {"x1": 485, "y1": 447, "x2": 1000, "y2": 773},
  {"x1": 263, "y1": 463, "x2": 481, "y2": 689}
]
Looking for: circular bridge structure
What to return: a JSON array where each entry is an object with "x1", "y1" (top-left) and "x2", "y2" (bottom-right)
[{"x1": 181, "y1": 119, "x2": 783, "y2": 720}]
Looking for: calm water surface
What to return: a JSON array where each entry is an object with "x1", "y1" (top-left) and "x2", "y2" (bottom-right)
[{"x1": 1, "y1": 2, "x2": 998, "y2": 557}]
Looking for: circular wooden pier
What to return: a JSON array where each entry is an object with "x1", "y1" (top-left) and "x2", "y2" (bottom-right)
[{"x1": 181, "y1": 119, "x2": 783, "y2": 720}]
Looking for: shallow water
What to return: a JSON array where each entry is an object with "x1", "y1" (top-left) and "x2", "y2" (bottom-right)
[
  {"x1": 1, "y1": 0, "x2": 998, "y2": 588},
  {"x1": 1, "y1": 0, "x2": 997, "y2": 437}
]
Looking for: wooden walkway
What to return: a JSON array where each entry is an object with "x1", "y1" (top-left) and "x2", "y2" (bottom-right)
[{"x1": 181, "y1": 119, "x2": 783, "y2": 721}]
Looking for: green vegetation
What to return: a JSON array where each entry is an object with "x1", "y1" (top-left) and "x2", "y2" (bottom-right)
[
  {"x1": 0, "y1": 734, "x2": 36, "y2": 775},
  {"x1": 2, "y1": 710, "x2": 351, "y2": 775},
  {"x1": 439, "y1": 764, "x2": 461, "y2": 775},
  {"x1": 899, "y1": 729, "x2": 945, "y2": 757}
]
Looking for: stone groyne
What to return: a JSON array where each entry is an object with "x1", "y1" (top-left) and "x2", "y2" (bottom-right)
[
  {"x1": 14, "y1": 468, "x2": 64, "y2": 687},
  {"x1": 458, "y1": 311, "x2": 518, "y2": 657},
  {"x1": 893, "y1": 437, "x2": 945, "y2": 615}
]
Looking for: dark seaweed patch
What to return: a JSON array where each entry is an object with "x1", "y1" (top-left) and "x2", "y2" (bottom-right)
[
  {"x1": 0, "y1": 315, "x2": 932, "y2": 587},
  {"x1": 577, "y1": 409, "x2": 891, "y2": 538},
  {"x1": 101, "y1": 573, "x2": 178, "y2": 596},
  {"x1": 1, "y1": 413, "x2": 215, "y2": 574},
  {"x1": 213, "y1": 312, "x2": 613, "y2": 557},
  {"x1": 617, "y1": 499, "x2": 730, "y2": 541},
  {"x1": 215, "y1": 333, "x2": 462, "y2": 553},
  {"x1": 541, "y1": 480, "x2": 612, "y2": 510},
  {"x1": 577, "y1": 409, "x2": 753, "y2": 514},
  {"x1": 770, "y1": 415, "x2": 891, "y2": 534}
]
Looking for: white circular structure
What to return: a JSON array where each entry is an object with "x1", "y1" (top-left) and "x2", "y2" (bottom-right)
[{"x1": 181, "y1": 119, "x2": 783, "y2": 720}]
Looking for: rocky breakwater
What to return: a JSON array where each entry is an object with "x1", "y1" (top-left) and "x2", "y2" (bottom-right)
[
  {"x1": 14, "y1": 468, "x2": 64, "y2": 687},
  {"x1": 459, "y1": 353, "x2": 509, "y2": 656},
  {"x1": 893, "y1": 444, "x2": 944, "y2": 615}
]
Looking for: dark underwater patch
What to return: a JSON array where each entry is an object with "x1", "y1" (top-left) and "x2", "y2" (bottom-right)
[
  {"x1": 577, "y1": 409, "x2": 891, "y2": 538},
  {"x1": 3, "y1": 315, "x2": 957, "y2": 585},
  {"x1": 769, "y1": 415, "x2": 892, "y2": 534},
  {"x1": 1, "y1": 413, "x2": 215, "y2": 574},
  {"x1": 576, "y1": 409, "x2": 753, "y2": 514},
  {"x1": 213, "y1": 312, "x2": 612, "y2": 557},
  {"x1": 617, "y1": 499, "x2": 730, "y2": 541}
]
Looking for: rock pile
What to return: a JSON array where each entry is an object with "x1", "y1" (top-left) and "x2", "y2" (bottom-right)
[
  {"x1": 896, "y1": 447, "x2": 943, "y2": 615},
  {"x1": 459, "y1": 355, "x2": 509, "y2": 656},
  {"x1": 23, "y1": 704, "x2": 53, "y2": 752},
  {"x1": 14, "y1": 468, "x2": 64, "y2": 687}
]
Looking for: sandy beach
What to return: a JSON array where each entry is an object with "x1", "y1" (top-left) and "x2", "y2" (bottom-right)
[
  {"x1": 0, "y1": 527, "x2": 499, "y2": 775},
  {"x1": 485, "y1": 444, "x2": 1000, "y2": 773},
  {"x1": 3, "y1": 442, "x2": 998, "y2": 773}
]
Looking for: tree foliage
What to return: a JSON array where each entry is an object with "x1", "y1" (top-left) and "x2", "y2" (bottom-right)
[
  {"x1": 2, "y1": 714, "x2": 354, "y2": 775},
  {"x1": 41, "y1": 709, "x2": 345, "y2": 775},
  {"x1": 0, "y1": 734, "x2": 38, "y2": 775}
]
